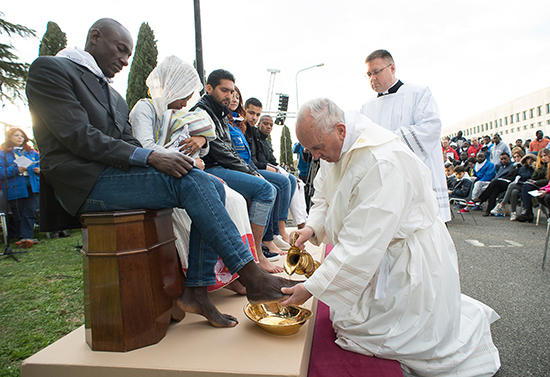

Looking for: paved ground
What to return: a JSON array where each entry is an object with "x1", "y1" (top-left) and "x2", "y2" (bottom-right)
[{"x1": 448, "y1": 208, "x2": 550, "y2": 376}]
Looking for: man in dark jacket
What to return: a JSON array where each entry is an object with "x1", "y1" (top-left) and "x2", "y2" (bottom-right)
[
  {"x1": 190, "y1": 71, "x2": 282, "y2": 272},
  {"x1": 26, "y1": 19, "x2": 293, "y2": 327}
]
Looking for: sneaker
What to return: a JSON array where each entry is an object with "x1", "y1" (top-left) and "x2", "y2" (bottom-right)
[
  {"x1": 15, "y1": 239, "x2": 34, "y2": 248},
  {"x1": 262, "y1": 246, "x2": 280, "y2": 261},
  {"x1": 510, "y1": 212, "x2": 517, "y2": 221},
  {"x1": 490, "y1": 204, "x2": 504, "y2": 215},
  {"x1": 273, "y1": 235, "x2": 291, "y2": 251},
  {"x1": 471, "y1": 206, "x2": 482, "y2": 211},
  {"x1": 467, "y1": 201, "x2": 475, "y2": 205},
  {"x1": 460, "y1": 208, "x2": 470, "y2": 213}
]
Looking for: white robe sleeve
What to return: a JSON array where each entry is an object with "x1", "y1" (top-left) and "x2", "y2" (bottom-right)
[
  {"x1": 304, "y1": 158, "x2": 415, "y2": 314},
  {"x1": 397, "y1": 87, "x2": 441, "y2": 163}
]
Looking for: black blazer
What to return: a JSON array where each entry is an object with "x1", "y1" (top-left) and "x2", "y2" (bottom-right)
[{"x1": 26, "y1": 56, "x2": 142, "y2": 230}]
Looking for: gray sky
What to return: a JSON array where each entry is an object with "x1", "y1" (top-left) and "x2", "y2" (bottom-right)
[{"x1": 2, "y1": 0, "x2": 550, "y2": 151}]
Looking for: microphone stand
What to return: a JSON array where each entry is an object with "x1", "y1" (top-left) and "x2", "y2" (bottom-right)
[{"x1": 0, "y1": 142, "x2": 27, "y2": 262}]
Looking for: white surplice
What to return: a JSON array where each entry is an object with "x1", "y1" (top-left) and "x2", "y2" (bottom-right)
[
  {"x1": 361, "y1": 83, "x2": 451, "y2": 222},
  {"x1": 303, "y1": 111, "x2": 500, "y2": 376}
]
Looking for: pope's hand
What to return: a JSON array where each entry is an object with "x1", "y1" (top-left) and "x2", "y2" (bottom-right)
[
  {"x1": 289, "y1": 226, "x2": 314, "y2": 250},
  {"x1": 280, "y1": 283, "x2": 312, "y2": 307}
]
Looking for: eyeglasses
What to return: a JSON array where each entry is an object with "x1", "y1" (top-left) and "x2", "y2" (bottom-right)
[{"x1": 365, "y1": 63, "x2": 393, "y2": 78}]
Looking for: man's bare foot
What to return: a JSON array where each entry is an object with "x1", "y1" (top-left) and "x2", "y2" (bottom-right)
[
  {"x1": 225, "y1": 279, "x2": 246, "y2": 295},
  {"x1": 238, "y1": 261, "x2": 300, "y2": 304},
  {"x1": 263, "y1": 240, "x2": 287, "y2": 255},
  {"x1": 258, "y1": 255, "x2": 284, "y2": 273},
  {"x1": 177, "y1": 286, "x2": 238, "y2": 327}
]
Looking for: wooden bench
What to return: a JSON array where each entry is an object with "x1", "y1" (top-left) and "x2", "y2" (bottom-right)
[{"x1": 80, "y1": 209, "x2": 185, "y2": 352}]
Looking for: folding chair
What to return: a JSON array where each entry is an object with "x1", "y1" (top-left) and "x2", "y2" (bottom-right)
[
  {"x1": 0, "y1": 190, "x2": 10, "y2": 245},
  {"x1": 449, "y1": 181, "x2": 478, "y2": 225}
]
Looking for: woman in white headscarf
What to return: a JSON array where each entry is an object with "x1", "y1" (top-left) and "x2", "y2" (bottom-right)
[{"x1": 130, "y1": 56, "x2": 256, "y2": 293}]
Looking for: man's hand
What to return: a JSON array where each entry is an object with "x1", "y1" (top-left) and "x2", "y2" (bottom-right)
[
  {"x1": 266, "y1": 165, "x2": 277, "y2": 173},
  {"x1": 18, "y1": 166, "x2": 27, "y2": 174},
  {"x1": 147, "y1": 151, "x2": 194, "y2": 178},
  {"x1": 179, "y1": 136, "x2": 206, "y2": 156},
  {"x1": 280, "y1": 283, "x2": 312, "y2": 307},
  {"x1": 289, "y1": 226, "x2": 315, "y2": 249},
  {"x1": 539, "y1": 190, "x2": 547, "y2": 198}
]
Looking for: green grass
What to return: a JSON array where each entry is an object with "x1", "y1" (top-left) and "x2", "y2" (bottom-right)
[{"x1": 0, "y1": 231, "x2": 84, "y2": 377}]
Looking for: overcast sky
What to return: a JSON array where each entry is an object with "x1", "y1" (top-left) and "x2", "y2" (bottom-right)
[{"x1": 2, "y1": 0, "x2": 550, "y2": 151}]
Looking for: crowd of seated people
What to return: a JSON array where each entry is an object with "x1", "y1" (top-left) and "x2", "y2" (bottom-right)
[{"x1": 444, "y1": 132, "x2": 550, "y2": 224}]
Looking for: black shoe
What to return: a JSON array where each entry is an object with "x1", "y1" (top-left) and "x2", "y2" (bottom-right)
[
  {"x1": 50, "y1": 232, "x2": 60, "y2": 239},
  {"x1": 262, "y1": 246, "x2": 280, "y2": 261},
  {"x1": 58, "y1": 230, "x2": 72, "y2": 238},
  {"x1": 483, "y1": 212, "x2": 490, "y2": 217},
  {"x1": 516, "y1": 212, "x2": 533, "y2": 223}
]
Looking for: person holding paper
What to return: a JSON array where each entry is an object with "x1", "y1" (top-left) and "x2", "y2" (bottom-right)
[{"x1": 0, "y1": 128, "x2": 40, "y2": 248}]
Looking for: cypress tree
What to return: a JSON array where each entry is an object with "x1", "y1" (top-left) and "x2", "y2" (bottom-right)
[
  {"x1": 38, "y1": 21, "x2": 67, "y2": 57},
  {"x1": 126, "y1": 22, "x2": 157, "y2": 109},
  {"x1": 280, "y1": 124, "x2": 293, "y2": 166}
]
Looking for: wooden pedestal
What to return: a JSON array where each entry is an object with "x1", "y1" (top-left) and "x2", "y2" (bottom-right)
[{"x1": 80, "y1": 209, "x2": 185, "y2": 352}]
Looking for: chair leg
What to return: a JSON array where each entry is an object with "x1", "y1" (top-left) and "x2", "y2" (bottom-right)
[
  {"x1": 543, "y1": 219, "x2": 550, "y2": 270},
  {"x1": 0, "y1": 214, "x2": 7, "y2": 245}
]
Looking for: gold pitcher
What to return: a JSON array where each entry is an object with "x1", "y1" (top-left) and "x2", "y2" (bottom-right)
[{"x1": 284, "y1": 233, "x2": 321, "y2": 278}]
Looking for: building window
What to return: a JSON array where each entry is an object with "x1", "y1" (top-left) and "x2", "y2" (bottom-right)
[
  {"x1": 517, "y1": 113, "x2": 520, "y2": 122},
  {"x1": 505, "y1": 117, "x2": 509, "y2": 125},
  {"x1": 547, "y1": 104, "x2": 550, "y2": 114},
  {"x1": 499, "y1": 119, "x2": 502, "y2": 127},
  {"x1": 530, "y1": 109, "x2": 534, "y2": 118},
  {"x1": 477, "y1": 125, "x2": 480, "y2": 133},
  {"x1": 517, "y1": 127, "x2": 521, "y2": 132},
  {"x1": 505, "y1": 130, "x2": 509, "y2": 134},
  {"x1": 524, "y1": 125, "x2": 528, "y2": 130},
  {"x1": 490, "y1": 121, "x2": 493, "y2": 129},
  {"x1": 523, "y1": 111, "x2": 527, "y2": 120},
  {"x1": 538, "y1": 106, "x2": 542, "y2": 116},
  {"x1": 510, "y1": 115, "x2": 514, "y2": 124}
]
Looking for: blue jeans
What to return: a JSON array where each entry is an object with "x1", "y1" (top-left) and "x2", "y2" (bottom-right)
[
  {"x1": 205, "y1": 166, "x2": 275, "y2": 227},
  {"x1": 260, "y1": 171, "x2": 296, "y2": 241},
  {"x1": 79, "y1": 166, "x2": 254, "y2": 287}
]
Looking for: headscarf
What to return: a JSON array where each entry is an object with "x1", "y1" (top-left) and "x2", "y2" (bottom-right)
[{"x1": 146, "y1": 55, "x2": 202, "y2": 120}]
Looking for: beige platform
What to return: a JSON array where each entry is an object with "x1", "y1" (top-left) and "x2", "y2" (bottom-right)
[{"x1": 22, "y1": 242, "x2": 324, "y2": 377}]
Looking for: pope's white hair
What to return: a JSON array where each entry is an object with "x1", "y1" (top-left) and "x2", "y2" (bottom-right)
[{"x1": 296, "y1": 98, "x2": 344, "y2": 134}]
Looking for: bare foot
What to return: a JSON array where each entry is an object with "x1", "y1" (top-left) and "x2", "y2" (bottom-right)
[
  {"x1": 258, "y1": 256, "x2": 284, "y2": 273},
  {"x1": 238, "y1": 261, "x2": 299, "y2": 304},
  {"x1": 263, "y1": 240, "x2": 286, "y2": 255},
  {"x1": 225, "y1": 279, "x2": 246, "y2": 295},
  {"x1": 177, "y1": 286, "x2": 238, "y2": 327}
]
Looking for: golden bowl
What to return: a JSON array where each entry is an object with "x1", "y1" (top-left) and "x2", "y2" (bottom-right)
[{"x1": 244, "y1": 302, "x2": 313, "y2": 336}]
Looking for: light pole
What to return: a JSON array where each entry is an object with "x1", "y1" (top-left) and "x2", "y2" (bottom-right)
[{"x1": 295, "y1": 63, "x2": 324, "y2": 109}]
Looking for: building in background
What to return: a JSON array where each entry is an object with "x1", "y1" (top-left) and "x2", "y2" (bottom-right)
[{"x1": 443, "y1": 86, "x2": 550, "y2": 145}]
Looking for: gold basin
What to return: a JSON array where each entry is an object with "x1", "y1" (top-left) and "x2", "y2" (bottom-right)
[{"x1": 244, "y1": 302, "x2": 312, "y2": 336}]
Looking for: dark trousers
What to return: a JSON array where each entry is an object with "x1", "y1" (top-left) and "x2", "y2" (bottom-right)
[
  {"x1": 10, "y1": 192, "x2": 39, "y2": 239},
  {"x1": 478, "y1": 180, "x2": 509, "y2": 212}
]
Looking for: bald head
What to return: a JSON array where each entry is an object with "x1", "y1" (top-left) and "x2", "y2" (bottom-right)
[{"x1": 85, "y1": 18, "x2": 133, "y2": 78}]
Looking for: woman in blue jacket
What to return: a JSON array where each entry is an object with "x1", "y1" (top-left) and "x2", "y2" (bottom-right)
[{"x1": 0, "y1": 128, "x2": 40, "y2": 248}]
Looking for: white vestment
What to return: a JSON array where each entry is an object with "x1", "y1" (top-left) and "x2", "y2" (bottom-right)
[
  {"x1": 304, "y1": 111, "x2": 500, "y2": 376},
  {"x1": 360, "y1": 83, "x2": 451, "y2": 222}
]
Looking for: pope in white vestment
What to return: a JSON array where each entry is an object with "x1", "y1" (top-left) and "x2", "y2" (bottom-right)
[
  {"x1": 361, "y1": 83, "x2": 451, "y2": 222},
  {"x1": 283, "y1": 99, "x2": 500, "y2": 377}
]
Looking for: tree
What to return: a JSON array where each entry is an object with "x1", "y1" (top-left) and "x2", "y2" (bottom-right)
[
  {"x1": 38, "y1": 21, "x2": 67, "y2": 57},
  {"x1": 280, "y1": 124, "x2": 293, "y2": 166},
  {"x1": 0, "y1": 12, "x2": 36, "y2": 104},
  {"x1": 126, "y1": 22, "x2": 157, "y2": 109}
]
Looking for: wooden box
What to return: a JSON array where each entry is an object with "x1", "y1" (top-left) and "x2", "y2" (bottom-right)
[{"x1": 80, "y1": 209, "x2": 184, "y2": 352}]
